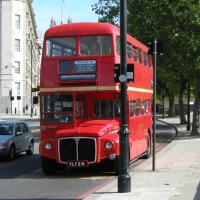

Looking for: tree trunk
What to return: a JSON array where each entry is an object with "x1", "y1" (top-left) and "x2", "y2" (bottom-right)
[
  {"x1": 168, "y1": 94, "x2": 175, "y2": 117},
  {"x1": 179, "y1": 78, "x2": 187, "y2": 124},
  {"x1": 191, "y1": 79, "x2": 200, "y2": 135}
]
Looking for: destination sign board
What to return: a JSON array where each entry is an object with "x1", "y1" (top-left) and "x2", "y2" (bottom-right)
[{"x1": 73, "y1": 60, "x2": 96, "y2": 72}]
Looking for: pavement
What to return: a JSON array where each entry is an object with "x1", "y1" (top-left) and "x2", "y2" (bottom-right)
[
  {"x1": 0, "y1": 113, "x2": 200, "y2": 200},
  {"x1": 83, "y1": 116, "x2": 200, "y2": 200}
]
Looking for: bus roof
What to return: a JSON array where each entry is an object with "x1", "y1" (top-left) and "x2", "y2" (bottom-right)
[
  {"x1": 45, "y1": 22, "x2": 147, "y2": 51},
  {"x1": 45, "y1": 22, "x2": 119, "y2": 37}
]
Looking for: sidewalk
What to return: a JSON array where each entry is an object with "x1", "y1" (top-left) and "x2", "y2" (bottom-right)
[
  {"x1": 0, "y1": 113, "x2": 40, "y2": 120},
  {"x1": 83, "y1": 116, "x2": 200, "y2": 200}
]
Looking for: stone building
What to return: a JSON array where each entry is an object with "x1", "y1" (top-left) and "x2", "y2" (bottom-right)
[{"x1": 0, "y1": 0, "x2": 40, "y2": 115}]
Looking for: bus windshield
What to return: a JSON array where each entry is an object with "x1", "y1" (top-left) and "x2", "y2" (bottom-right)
[
  {"x1": 46, "y1": 37, "x2": 76, "y2": 57},
  {"x1": 45, "y1": 35, "x2": 112, "y2": 57},
  {"x1": 42, "y1": 94, "x2": 85, "y2": 123},
  {"x1": 80, "y1": 36, "x2": 112, "y2": 55}
]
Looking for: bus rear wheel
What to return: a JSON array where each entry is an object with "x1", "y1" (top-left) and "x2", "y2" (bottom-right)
[
  {"x1": 41, "y1": 156, "x2": 57, "y2": 175},
  {"x1": 143, "y1": 133, "x2": 151, "y2": 159}
]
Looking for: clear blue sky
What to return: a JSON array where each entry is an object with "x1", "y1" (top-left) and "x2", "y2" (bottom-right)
[{"x1": 32, "y1": 0, "x2": 99, "y2": 35}]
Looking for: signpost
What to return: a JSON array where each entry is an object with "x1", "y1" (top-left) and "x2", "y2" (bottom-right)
[
  {"x1": 9, "y1": 89, "x2": 14, "y2": 115},
  {"x1": 148, "y1": 40, "x2": 164, "y2": 171}
]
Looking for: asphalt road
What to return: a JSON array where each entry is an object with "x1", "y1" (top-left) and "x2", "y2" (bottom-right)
[{"x1": 0, "y1": 119, "x2": 176, "y2": 200}]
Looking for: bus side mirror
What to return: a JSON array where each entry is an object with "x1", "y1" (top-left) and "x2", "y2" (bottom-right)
[{"x1": 33, "y1": 96, "x2": 38, "y2": 104}]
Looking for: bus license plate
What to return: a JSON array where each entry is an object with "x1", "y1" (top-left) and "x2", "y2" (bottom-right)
[{"x1": 67, "y1": 160, "x2": 88, "y2": 167}]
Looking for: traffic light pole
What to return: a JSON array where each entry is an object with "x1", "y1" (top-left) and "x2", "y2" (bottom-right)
[{"x1": 152, "y1": 39, "x2": 157, "y2": 171}]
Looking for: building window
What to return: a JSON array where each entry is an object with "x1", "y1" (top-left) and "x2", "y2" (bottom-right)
[
  {"x1": 14, "y1": 82, "x2": 20, "y2": 96},
  {"x1": 15, "y1": 15, "x2": 20, "y2": 29},
  {"x1": 15, "y1": 39, "x2": 20, "y2": 52},
  {"x1": 14, "y1": 61, "x2": 20, "y2": 74}
]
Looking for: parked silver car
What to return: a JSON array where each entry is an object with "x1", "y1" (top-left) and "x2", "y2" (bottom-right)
[{"x1": 0, "y1": 121, "x2": 34, "y2": 160}]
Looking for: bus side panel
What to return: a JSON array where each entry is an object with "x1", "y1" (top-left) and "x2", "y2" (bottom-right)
[
  {"x1": 129, "y1": 115, "x2": 151, "y2": 160},
  {"x1": 40, "y1": 59, "x2": 59, "y2": 88},
  {"x1": 128, "y1": 117, "x2": 137, "y2": 160}
]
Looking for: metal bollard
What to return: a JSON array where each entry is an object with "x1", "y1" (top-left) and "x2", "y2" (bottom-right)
[
  {"x1": 35, "y1": 109, "x2": 37, "y2": 116},
  {"x1": 15, "y1": 107, "x2": 16, "y2": 114},
  {"x1": 6, "y1": 107, "x2": 8, "y2": 114}
]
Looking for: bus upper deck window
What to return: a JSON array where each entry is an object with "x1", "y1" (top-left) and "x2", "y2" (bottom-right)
[
  {"x1": 127, "y1": 44, "x2": 132, "y2": 59},
  {"x1": 46, "y1": 37, "x2": 76, "y2": 57},
  {"x1": 133, "y1": 48, "x2": 138, "y2": 61},
  {"x1": 138, "y1": 49, "x2": 143, "y2": 64},
  {"x1": 80, "y1": 36, "x2": 111, "y2": 55},
  {"x1": 143, "y1": 53, "x2": 148, "y2": 66},
  {"x1": 116, "y1": 37, "x2": 120, "y2": 55}
]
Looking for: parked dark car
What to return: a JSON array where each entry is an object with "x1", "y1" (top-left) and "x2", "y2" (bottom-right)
[{"x1": 0, "y1": 121, "x2": 34, "y2": 160}]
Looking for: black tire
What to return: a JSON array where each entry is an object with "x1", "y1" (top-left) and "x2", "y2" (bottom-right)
[
  {"x1": 26, "y1": 140, "x2": 34, "y2": 155},
  {"x1": 41, "y1": 156, "x2": 57, "y2": 175},
  {"x1": 8, "y1": 145, "x2": 15, "y2": 161},
  {"x1": 143, "y1": 134, "x2": 151, "y2": 159}
]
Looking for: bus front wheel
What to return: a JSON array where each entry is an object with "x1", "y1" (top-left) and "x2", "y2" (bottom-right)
[{"x1": 41, "y1": 156, "x2": 57, "y2": 175}]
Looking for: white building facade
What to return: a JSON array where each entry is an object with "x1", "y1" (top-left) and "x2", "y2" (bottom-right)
[{"x1": 0, "y1": 0, "x2": 40, "y2": 114}]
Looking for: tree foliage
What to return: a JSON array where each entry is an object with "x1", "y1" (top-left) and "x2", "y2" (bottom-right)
[{"x1": 92, "y1": 0, "x2": 200, "y2": 134}]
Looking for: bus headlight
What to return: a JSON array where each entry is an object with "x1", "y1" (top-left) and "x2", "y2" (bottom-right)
[
  {"x1": 45, "y1": 143, "x2": 52, "y2": 150},
  {"x1": 105, "y1": 142, "x2": 113, "y2": 150}
]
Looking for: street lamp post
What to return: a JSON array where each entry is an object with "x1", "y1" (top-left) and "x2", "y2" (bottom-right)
[
  {"x1": 30, "y1": 40, "x2": 33, "y2": 117},
  {"x1": 117, "y1": 0, "x2": 131, "y2": 193}
]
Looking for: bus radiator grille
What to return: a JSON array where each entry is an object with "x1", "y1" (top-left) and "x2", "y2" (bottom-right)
[{"x1": 59, "y1": 138, "x2": 96, "y2": 163}]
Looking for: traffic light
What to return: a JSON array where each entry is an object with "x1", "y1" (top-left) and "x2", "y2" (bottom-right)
[
  {"x1": 148, "y1": 40, "x2": 164, "y2": 55},
  {"x1": 33, "y1": 96, "x2": 38, "y2": 104}
]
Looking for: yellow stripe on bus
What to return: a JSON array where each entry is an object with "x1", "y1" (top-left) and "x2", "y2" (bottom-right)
[
  {"x1": 128, "y1": 86, "x2": 153, "y2": 93},
  {"x1": 40, "y1": 86, "x2": 153, "y2": 93}
]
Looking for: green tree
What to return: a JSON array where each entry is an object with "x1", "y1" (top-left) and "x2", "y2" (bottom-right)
[{"x1": 92, "y1": 0, "x2": 200, "y2": 135}]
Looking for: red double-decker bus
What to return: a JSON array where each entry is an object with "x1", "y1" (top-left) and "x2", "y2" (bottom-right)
[{"x1": 38, "y1": 22, "x2": 153, "y2": 175}]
